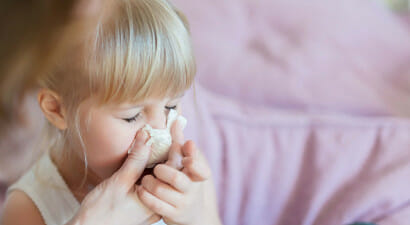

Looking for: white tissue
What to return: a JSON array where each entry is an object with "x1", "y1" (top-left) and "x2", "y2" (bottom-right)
[{"x1": 142, "y1": 110, "x2": 187, "y2": 168}]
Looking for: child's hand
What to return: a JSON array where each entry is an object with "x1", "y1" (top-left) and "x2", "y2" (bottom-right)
[{"x1": 137, "y1": 122, "x2": 221, "y2": 225}]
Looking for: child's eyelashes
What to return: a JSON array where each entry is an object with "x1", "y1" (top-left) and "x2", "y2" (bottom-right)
[
  {"x1": 123, "y1": 113, "x2": 141, "y2": 123},
  {"x1": 165, "y1": 105, "x2": 177, "y2": 111},
  {"x1": 122, "y1": 105, "x2": 177, "y2": 123}
]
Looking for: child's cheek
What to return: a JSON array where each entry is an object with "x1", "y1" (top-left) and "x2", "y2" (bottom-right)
[{"x1": 83, "y1": 119, "x2": 139, "y2": 178}]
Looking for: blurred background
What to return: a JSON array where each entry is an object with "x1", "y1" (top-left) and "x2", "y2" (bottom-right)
[{"x1": 1, "y1": 0, "x2": 410, "y2": 224}]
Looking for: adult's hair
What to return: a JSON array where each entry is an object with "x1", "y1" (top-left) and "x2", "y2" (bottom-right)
[{"x1": 0, "y1": 0, "x2": 112, "y2": 129}]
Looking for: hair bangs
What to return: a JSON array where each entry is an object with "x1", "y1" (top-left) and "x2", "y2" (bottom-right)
[{"x1": 88, "y1": 0, "x2": 196, "y2": 105}]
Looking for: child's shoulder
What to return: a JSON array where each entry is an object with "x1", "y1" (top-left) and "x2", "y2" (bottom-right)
[{"x1": 1, "y1": 190, "x2": 45, "y2": 225}]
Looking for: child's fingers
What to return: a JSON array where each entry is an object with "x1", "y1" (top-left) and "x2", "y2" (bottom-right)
[
  {"x1": 181, "y1": 140, "x2": 198, "y2": 158},
  {"x1": 166, "y1": 120, "x2": 185, "y2": 170},
  {"x1": 170, "y1": 120, "x2": 184, "y2": 145},
  {"x1": 180, "y1": 140, "x2": 211, "y2": 181},
  {"x1": 153, "y1": 164, "x2": 192, "y2": 193},
  {"x1": 182, "y1": 157, "x2": 211, "y2": 182},
  {"x1": 141, "y1": 175, "x2": 183, "y2": 207},
  {"x1": 165, "y1": 142, "x2": 183, "y2": 170},
  {"x1": 137, "y1": 185, "x2": 176, "y2": 218}
]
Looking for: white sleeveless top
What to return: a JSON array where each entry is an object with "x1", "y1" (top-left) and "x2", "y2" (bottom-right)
[{"x1": 7, "y1": 154, "x2": 166, "y2": 225}]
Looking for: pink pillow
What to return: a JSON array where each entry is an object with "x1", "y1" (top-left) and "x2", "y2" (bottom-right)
[{"x1": 182, "y1": 84, "x2": 410, "y2": 225}]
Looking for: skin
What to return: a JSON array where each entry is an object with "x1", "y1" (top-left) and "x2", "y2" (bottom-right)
[
  {"x1": 56, "y1": 95, "x2": 183, "y2": 188},
  {"x1": 2, "y1": 128, "x2": 160, "y2": 225},
  {"x1": 139, "y1": 132, "x2": 222, "y2": 225},
  {"x1": 1, "y1": 89, "x2": 222, "y2": 225}
]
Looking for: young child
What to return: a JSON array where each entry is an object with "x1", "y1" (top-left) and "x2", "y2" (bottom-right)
[{"x1": 1, "y1": 0, "x2": 221, "y2": 224}]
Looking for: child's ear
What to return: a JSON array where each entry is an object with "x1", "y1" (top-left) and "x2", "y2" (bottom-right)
[{"x1": 38, "y1": 89, "x2": 68, "y2": 130}]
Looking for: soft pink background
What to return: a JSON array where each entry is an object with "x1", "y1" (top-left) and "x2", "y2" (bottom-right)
[
  {"x1": 175, "y1": 0, "x2": 410, "y2": 117},
  {"x1": 174, "y1": 0, "x2": 410, "y2": 224}
]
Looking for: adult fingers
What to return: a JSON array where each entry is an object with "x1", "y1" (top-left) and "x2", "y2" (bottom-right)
[{"x1": 114, "y1": 130, "x2": 151, "y2": 188}]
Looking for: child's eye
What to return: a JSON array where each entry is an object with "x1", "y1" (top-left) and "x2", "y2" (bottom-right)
[
  {"x1": 123, "y1": 113, "x2": 141, "y2": 123},
  {"x1": 165, "y1": 105, "x2": 177, "y2": 111}
]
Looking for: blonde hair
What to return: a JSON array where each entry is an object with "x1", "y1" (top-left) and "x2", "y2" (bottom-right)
[
  {"x1": 37, "y1": 0, "x2": 196, "y2": 186},
  {"x1": 41, "y1": 0, "x2": 195, "y2": 104}
]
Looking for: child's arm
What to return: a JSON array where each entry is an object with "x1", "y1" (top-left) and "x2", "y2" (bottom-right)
[
  {"x1": 1, "y1": 190, "x2": 46, "y2": 225},
  {"x1": 137, "y1": 123, "x2": 222, "y2": 225}
]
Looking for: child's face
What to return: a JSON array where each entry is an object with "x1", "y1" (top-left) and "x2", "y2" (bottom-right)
[{"x1": 74, "y1": 95, "x2": 183, "y2": 179}]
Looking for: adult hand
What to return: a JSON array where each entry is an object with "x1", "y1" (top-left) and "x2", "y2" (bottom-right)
[{"x1": 66, "y1": 130, "x2": 161, "y2": 225}]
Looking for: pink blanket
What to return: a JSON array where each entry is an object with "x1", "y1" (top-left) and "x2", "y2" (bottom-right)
[
  {"x1": 173, "y1": 0, "x2": 410, "y2": 224},
  {"x1": 183, "y1": 85, "x2": 410, "y2": 225}
]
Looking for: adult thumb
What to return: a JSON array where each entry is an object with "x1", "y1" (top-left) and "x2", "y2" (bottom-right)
[{"x1": 114, "y1": 130, "x2": 151, "y2": 188}]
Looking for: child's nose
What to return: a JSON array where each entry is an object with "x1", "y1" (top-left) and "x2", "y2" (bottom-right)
[{"x1": 146, "y1": 110, "x2": 167, "y2": 129}]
